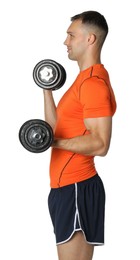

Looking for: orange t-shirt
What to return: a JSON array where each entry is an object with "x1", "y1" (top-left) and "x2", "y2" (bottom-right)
[{"x1": 50, "y1": 64, "x2": 116, "y2": 188}]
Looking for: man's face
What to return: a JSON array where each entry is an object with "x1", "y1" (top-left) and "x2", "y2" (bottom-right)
[{"x1": 64, "y1": 19, "x2": 90, "y2": 62}]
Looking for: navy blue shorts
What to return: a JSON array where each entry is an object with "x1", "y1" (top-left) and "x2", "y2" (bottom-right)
[{"x1": 48, "y1": 174, "x2": 105, "y2": 245}]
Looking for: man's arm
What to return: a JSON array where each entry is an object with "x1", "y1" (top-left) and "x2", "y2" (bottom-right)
[
  {"x1": 43, "y1": 90, "x2": 57, "y2": 130},
  {"x1": 52, "y1": 116, "x2": 112, "y2": 156}
]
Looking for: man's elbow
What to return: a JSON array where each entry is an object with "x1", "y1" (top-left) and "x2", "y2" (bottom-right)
[
  {"x1": 92, "y1": 143, "x2": 110, "y2": 157},
  {"x1": 98, "y1": 143, "x2": 110, "y2": 157},
  {"x1": 99, "y1": 149, "x2": 109, "y2": 157}
]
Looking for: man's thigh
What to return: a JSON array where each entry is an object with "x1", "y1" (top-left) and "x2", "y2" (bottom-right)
[{"x1": 57, "y1": 231, "x2": 94, "y2": 260}]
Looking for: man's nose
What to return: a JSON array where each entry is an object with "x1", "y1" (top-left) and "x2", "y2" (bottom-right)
[{"x1": 63, "y1": 36, "x2": 69, "y2": 46}]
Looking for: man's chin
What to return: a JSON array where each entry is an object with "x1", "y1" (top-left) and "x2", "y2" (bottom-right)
[{"x1": 68, "y1": 54, "x2": 76, "y2": 61}]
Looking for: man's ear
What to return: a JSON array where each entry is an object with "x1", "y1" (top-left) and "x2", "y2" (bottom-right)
[{"x1": 88, "y1": 34, "x2": 96, "y2": 45}]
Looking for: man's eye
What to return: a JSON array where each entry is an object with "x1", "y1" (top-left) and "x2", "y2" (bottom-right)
[{"x1": 69, "y1": 33, "x2": 74, "y2": 37}]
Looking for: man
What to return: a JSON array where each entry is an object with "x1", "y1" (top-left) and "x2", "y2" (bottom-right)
[{"x1": 43, "y1": 10, "x2": 116, "y2": 260}]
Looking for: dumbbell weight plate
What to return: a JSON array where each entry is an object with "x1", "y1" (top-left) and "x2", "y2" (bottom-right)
[
  {"x1": 19, "y1": 119, "x2": 53, "y2": 153},
  {"x1": 33, "y1": 59, "x2": 66, "y2": 90},
  {"x1": 52, "y1": 63, "x2": 66, "y2": 90}
]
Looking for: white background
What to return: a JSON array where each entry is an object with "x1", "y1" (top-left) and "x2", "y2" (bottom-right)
[{"x1": 0, "y1": 0, "x2": 140, "y2": 259}]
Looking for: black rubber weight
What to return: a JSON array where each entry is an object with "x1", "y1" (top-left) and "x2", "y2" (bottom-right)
[
  {"x1": 19, "y1": 119, "x2": 53, "y2": 153},
  {"x1": 33, "y1": 59, "x2": 66, "y2": 90}
]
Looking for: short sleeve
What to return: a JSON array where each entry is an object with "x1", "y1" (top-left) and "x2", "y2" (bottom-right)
[{"x1": 79, "y1": 77, "x2": 116, "y2": 118}]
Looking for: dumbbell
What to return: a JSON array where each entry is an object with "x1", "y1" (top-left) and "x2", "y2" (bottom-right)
[
  {"x1": 19, "y1": 59, "x2": 66, "y2": 153},
  {"x1": 19, "y1": 119, "x2": 54, "y2": 153},
  {"x1": 33, "y1": 59, "x2": 66, "y2": 90}
]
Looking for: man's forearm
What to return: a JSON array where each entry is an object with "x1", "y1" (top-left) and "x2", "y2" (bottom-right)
[
  {"x1": 52, "y1": 133, "x2": 108, "y2": 157},
  {"x1": 43, "y1": 90, "x2": 57, "y2": 129}
]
